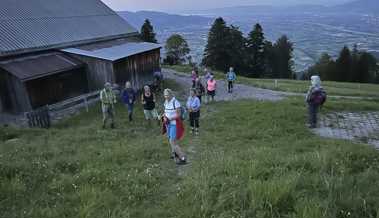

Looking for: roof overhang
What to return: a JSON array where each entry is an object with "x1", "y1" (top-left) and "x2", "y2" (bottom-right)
[
  {"x1": 61, "y1": 42, "x2": 162, "y2": 62},
  {"x1": 0, "y1": 52, "x2": 84, "y2": 82}
]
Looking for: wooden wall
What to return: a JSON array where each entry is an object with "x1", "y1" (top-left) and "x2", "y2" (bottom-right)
[
  {"x1": 25, "y1": 67, "x2": 88, "y2": 109},
  {"x1": 114, "y1": 49, "x2": 161, "y2": 90},
  {"x1": 68, "y1": 54, "x2": 114, "y2": 91},
  {"x1": 6, "y1": 74, "x2": 32, "y2": 113}
]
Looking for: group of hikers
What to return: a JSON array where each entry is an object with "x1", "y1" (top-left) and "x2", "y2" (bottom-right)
[{"x1": 99, "y1": 67, "x2": 326, "y2": 164}]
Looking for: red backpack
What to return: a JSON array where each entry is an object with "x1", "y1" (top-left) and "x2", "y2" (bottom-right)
[{"x1": 310, "y1": 87, "x2": 327, "y2": 105}]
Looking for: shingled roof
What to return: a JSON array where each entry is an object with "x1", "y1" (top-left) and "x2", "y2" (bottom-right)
[{"x1": 0, "y1": 0, "x2": 138, "y2": 57}]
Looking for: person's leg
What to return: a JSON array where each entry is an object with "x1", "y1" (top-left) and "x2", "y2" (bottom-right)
[
  {"x1": 128, "y1": 104, "x2": 133, "y2": 121},
  {"x1": 189, "y1": 112, "x2": 195, "y2": 134},
  {"x1": 312, "y1": 105, "x2": 318, "y2": 127},
  {"x1": 194, "y1": 111, "x2": 200, "y2": 135},
  {"x1": 308, "y1": 104, "x2": 317, "y2": 128},
  {"x1": 168, "y1": 124, "x2": 177, "y2": 158},
  {"x1": 198, "y1": 95, "x2": 202, "y2": 103},
  {"x1": 102, "y1": 105, "x2": 107, "y2": 128},
  {"x1": 231, "y1": 81, "x2": 234, "y2": 93},
  {"x1": 109, "y1": 107, "x2": 115, "y2": 128},
  {"x1": 228, "y1": 81, "x2": 232, "y2": 93}
]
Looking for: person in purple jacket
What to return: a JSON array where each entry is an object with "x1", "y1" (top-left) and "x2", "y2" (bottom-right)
[{"x1": 122, "y1": 81, "x2": 136, "y2": 122}]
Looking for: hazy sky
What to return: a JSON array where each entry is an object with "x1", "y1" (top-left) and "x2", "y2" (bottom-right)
[{"x1": 101, "y1": 0, "x2": 354, "y2": 12}]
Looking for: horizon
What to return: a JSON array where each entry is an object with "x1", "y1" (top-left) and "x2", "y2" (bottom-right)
[{"x1": 101, "y1": 0, "x2": 354, "y2": 12}]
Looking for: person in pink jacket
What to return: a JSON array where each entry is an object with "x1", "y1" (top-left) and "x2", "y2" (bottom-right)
[{"x1": 206, "y1": 75, "x2": 217, "y2": 103}]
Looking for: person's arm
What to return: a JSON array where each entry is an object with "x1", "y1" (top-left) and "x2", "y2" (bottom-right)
[
  {"x1": 141, "y1": 93, "x2": 145, "y2": 104},
  {"x1": 153, "y1": 93, "x2": 156, "y2": 103}
]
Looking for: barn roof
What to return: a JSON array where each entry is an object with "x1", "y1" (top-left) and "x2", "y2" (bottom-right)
[
  {"x1": 62, "y1": 38, "x2": 162, "y2": 62},
  {"x1": 0, "y1": 0, "x2": 138, "y2": 57},
  {"x1": 0, "y1": 52, "x2": 84, "y2": 81}
]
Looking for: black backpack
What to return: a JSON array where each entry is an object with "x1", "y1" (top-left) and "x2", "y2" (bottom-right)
[{"x1": 310, "y1": 88, "x2": 327, "y2": 106}]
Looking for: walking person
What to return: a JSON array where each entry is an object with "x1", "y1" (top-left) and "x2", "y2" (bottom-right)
[
  {"x1": 206, "y1": 75, "x2": 217, "y2": 103},
  {"x1": 194, "y1": 77, "x2": 205, "y2": 103},
  {"x1": 100, "y1": 82, "x2": 117, "y2": 129},
  {"x1": 162, "y1": 89, "x2": 186, "y2": 163},
  {"x1": 191, "y1": 70, "x2": 198, "y2": 88},
  {"x1": 226, "y1": 67, "x2": 237, "y2": 93},
  {"x1": 186, "y1": 88, "x2": 201, "y2": 135},
  {"x1": 141, "y1": 85, "x2": 159, "y2": 126},
  {"x1": 305, "y1": 75, "x2": 327, "y2": 128},
  {"x1": 122, "y1": 81, "x2": 136, "y2": 122}
]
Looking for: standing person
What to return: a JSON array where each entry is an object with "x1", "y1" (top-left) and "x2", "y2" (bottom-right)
[
  {"x1": 100, "y1": 82, "x2": 117, "y2": 129},
  {"x1": 191, "y1": 70, "x2": 198, "y2": 88},
  {"x1": 141, "y1": 85, "x2": 159, "y2": 125},
  {"x1": 226, "y1": 67, "x2": 237, "y2": 93},
  {"x1": 186, "y1": 88, "x2": 201, "y2": 135},
  {"x1": 122, "y1": 81, "x2": 136, "y2": 122},
  {"x1": 305, "y1": 75, "x2": 327, "y2": 128},
  {"x1": 206, "y1": 75, "x2": 217, "y2": 103},
  {"x1": 204, "y1": 68, "x2": 212, "y2": 82},
  {"x1": 162, "y1": 89, "x2": 186, "y2": 163},
  {"x1": 194, "y1": 77, "x2": 205, "y2": 103}
]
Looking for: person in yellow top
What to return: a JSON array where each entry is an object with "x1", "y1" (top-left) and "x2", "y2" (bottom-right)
[{"x1": 100, "y1": 82, "x2": 117, "y2": 129}]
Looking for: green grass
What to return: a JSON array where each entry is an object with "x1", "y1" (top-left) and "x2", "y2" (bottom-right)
[
  {"x1": 1, "y1": 80, "x2": 379, "y2": 217},
  {"x1": 163, "y1": 65, "x2": 379, "y2": 98}
]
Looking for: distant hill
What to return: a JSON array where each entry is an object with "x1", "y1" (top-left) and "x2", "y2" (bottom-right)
[
  {"x1": 118, "y1": 11, "x2": 212, "y2": 31},
  {"x1": 330, "y1": 0, "x2": 379, "y2": 14},
  {"x1": 188, "y1": 0, "x2": 378, "y2": 15}
]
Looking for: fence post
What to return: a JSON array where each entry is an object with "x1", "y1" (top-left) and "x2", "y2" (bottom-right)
[{"x1": 275, "y1": 79, "x2": 278, "y2": 88}]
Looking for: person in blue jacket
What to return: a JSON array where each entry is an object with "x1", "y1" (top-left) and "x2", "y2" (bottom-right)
[
  {"x1": 226, "y1": 67, "x2": 237, "y2": 93},
  {"x1": 122, "y1": 81, "x2": 136, "y2": 122}
]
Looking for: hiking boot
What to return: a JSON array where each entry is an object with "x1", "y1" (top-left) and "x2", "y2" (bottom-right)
[{"x1": 195, "y1": 129, "x2": 199, "y2": 136}]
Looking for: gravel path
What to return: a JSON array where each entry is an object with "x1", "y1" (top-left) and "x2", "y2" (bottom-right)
[{"x1": 163, "y1": 69, "x2": 285, "y2": 102}]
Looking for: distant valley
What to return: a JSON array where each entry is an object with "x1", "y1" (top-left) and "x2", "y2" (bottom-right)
[{"x1": 119, "y1": 0, "x2": 379, "y2": 72}]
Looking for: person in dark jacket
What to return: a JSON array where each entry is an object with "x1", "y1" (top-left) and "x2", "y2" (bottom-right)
[
  {"x1": 122, "y1": 81, "x2": 136, "y2": 122},
  {"x1": 141, "y1": 85, "x2": 159, "y2": 125}
]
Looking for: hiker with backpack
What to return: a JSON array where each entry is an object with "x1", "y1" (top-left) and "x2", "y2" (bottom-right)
[
  {"x1": 141, "y1": 85, "x2": 159, "y2": 126},
  {"x1": 305, "y1": 75, "x2": 327, "y2": 128},
  {"x1": 100, "y1": 82, "x2": 117, "y2": 129},
  {"x1": 226, "y1": 67, "x2": 237, "y2": 93},
  {"x1": 194, "y1": 77, "x2": 205, "y2": 103},
  {"x1": 122, "y1": 81, "x2": 136, "y2": 122},
  {"x1": 162, "y1": 89, "x2": 186, "y2": 164},
  {"x1": 206, "y1": 75, "x2": 217, "y2": 103},
  {"x1": 186, "y1": 88, "x2": 201, "y2": 135}
]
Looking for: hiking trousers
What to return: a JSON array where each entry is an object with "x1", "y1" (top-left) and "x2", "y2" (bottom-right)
[
  {"x1": 189, "y1": 111, "x2": 200, "y2": 128},
  {"x1": 308, "y1": 103, "x2": 319, "y2": 127}
]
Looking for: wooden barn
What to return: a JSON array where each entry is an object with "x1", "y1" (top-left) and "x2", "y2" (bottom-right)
[{"x1": 0, "y1": 0, "x2": 161, "y2": 114}]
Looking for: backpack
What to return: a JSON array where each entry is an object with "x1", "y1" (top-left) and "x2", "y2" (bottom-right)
[
  {"x1": 173, "y1": 100, "x2": 188, "y2": 121},
  {"x1": 309, "y1": 88, "x2": 327, "y2": 106}
]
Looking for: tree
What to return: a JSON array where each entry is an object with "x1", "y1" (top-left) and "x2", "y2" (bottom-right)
[
  {"x1": 140, "y1": 19, "x2": 157, "y2": 43},
  {"x1": 225, "y1": 25, "x2": 247, "y2": 75},
  {"x1": 246, "y1": 23, "x2": 266, "y2": 78},
  {"x1": 307, "y1": 53, "x2": 337, "y2": 81},
  {"x1": 164, "y1": 34, "x2": 190, "y2": 65},
  {"x1": 336, "y1": 46, "x2": 352, "y2": 82},
  {"x1": 272, "y1": 35, "x2": 294, "y2": 78},
  {"x1": 356, "y1": 52, "x2": 377, "y2": 83},
  {"x1": 202, "y1": 17, "x2": 230, "y2": 71}
]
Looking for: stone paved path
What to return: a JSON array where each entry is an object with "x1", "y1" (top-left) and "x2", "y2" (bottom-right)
[{"x1": 313, "y1": 112, "x2": 379, "y2": 149}]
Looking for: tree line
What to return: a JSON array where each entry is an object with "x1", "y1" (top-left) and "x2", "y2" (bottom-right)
[
  {"x1": 202, "y1": 17, "x2": 294, "y2": 78},
  {"x1": 305, "y1": 45, "x2": 379, "y2": 83},
  {"x1": 140, "y1": 18, "x2": 379, "y2": 84}
]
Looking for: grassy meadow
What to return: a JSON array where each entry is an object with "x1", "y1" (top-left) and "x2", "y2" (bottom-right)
[
  {"x1": 164, "y1": 65, "x2": 379, "y2": 98},
  {"x1": 1, "y1": 78, "x2": 379, "y2": 217}
]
